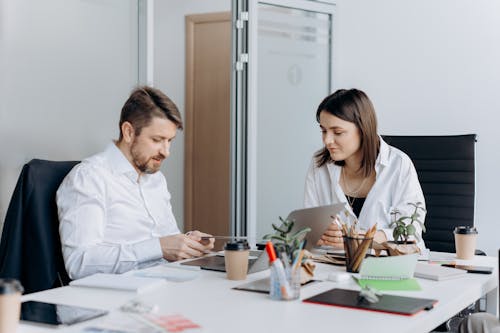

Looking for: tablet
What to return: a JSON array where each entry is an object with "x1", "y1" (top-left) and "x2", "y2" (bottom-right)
[
  {"x1": 286, "y1": 203, "x2": 346, "y2": 250},
  {"x1": 303, "y1": 288, "x2": 437, "y2": 316},
  {"x1": 21, "y1": 301, "x2": 108, "y2": 326}
]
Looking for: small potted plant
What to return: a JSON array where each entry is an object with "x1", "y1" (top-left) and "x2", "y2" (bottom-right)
[
  {"x1": 263, "y1": 216, "x2": 311, "y2": 262},
  {"x1": 263, "y1": 217, "x2": 313, "y2": 299},
  {"x1": 384, "y1": 202, "x2": 426, "y2": 255}
]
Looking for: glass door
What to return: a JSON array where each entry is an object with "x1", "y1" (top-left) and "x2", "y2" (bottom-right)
[{"x1": 232, "y1": 0, "x2": 335, "y2": 244}]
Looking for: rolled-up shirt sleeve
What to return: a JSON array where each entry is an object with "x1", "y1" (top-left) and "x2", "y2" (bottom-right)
[{"x1": 57, "y1": 165, "x2": 163, "y2": 280}]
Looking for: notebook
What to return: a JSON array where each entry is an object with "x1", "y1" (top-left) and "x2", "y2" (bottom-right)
[
  {"x1": 69, "y1": 273, "x2": 165, "y2": 293},
  {"x1": 303, "y1": 288, "x2": 437, "y2": 316},
  {"x1": 359, "y1": 254, "x2": 419, "y2": 280},
  {"x1": 354, "y1": 277, "x2": 421, "y2": 291},
  {"x1": 414, "y1": 263, "x2": 467, "y2": 281},
  {"x1": 356, "y1": 254, "x2": 420, "y2": 291}
]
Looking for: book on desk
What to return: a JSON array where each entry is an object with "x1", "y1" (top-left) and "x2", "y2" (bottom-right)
[{"x1": 414, "y1": 262, "x2": 468, "y2": 281}]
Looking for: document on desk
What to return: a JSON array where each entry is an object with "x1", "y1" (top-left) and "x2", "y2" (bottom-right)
[{"x1": 70, "y1": 273, "x2": 165, "y2": 294}]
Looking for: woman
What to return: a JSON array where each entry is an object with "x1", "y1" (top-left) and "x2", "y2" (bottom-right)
[{"x1": 304, "y1": 89, "x2": 426, "y2": 250}]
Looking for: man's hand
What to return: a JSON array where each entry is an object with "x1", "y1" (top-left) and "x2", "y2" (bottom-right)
[
  {"x1": 159, "y1": 230, "x2": 214, "y2": 262},
  {"x1": 317, "y1": 217, "x2": 344, "y2": 249},
  {"x1": 185, "y1": 230, "x2": 215, "y2": 249}
]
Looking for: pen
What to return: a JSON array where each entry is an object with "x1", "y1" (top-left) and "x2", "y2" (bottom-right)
[
  {"x1": 292, "y1": 249, "x2": 305, "y2": 272},
  {"x1": 265, "y1": 241, "x2": 291, "y2": 298},
  {"x1": 162, "y1": 263, "x2": 202, "y2": 271},
  {"x1": 291, "y1": 240, "x2": 306, "y2": 270},
  {"x1": 199, "y1": 236, "x2": 248, "y2": 240}
]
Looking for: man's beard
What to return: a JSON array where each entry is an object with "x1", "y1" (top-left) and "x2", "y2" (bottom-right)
[{"x1": 130, "y1": 142, "x2": 164, "y2": 174}]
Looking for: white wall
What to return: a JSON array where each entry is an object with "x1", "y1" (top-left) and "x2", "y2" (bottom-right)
[
  {"x1": 332, "y1": 0, "x2": 500, "y2": 255},
  {"x1": 154, "y1": 0, "x2": 231, "y2": 231},
  {"x1": 0, "y1": 0, "x2": 139, "y2": 229},
  {"x1": 1, "y1": 0, "x2": 497, "y2": 256}
]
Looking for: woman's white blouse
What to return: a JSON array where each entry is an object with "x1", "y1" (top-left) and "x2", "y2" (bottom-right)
[{"x1": 304, "y1": 138, "x2": 426, "y2": 249}]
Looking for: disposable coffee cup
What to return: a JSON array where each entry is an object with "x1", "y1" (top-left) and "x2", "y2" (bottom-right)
[
  {"x1": 0, "y1": 279, "x2": 23, "y2": 333},
  {"x1": 224, "y1": 240, "x2": 250, "y2": 280},
  {"x1": 454, "y1": 226, "x2": 478, "y2": 260}
]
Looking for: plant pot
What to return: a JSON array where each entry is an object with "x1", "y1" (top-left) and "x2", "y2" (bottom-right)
[{"x1": 382, "y1": 240, "x2": 420, "y2": 256}]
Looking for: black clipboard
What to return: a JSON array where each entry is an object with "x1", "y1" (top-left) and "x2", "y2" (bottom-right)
[{"x1": 303, "y1": 288, "x2": 437, "y2": 316}]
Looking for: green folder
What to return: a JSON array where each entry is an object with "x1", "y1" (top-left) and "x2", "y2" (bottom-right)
[{"x1": 356, "y1": 278, "x2": 421, "y2": 291}]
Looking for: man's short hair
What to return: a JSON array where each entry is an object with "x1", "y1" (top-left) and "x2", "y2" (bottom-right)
[{"x1": 119, "y1": 86, "x2": 183, "y2": 140}]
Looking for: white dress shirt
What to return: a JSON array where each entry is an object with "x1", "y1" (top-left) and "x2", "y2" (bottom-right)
[
  {"x1": 57, "y1": 143, "x2": 180, "y2": 279},
  {"x1": 304, "y1": 138, "x2": 426, "y2": 249}
]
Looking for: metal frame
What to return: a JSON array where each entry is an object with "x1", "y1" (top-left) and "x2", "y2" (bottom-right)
[{"x1": 138, "y1": 0, "x2": 154, "y2": 86}]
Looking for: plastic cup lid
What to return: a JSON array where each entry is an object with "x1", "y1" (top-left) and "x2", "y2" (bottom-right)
[
  {"x1": 0, "y1": 279, "x2": 24, "y2": 294},
  {"x1": 454, "y1": 226, "x2": 478, "y2": 235},
  {"x1": 224, "y1": 240, "x2": 250, "y2": 251}
]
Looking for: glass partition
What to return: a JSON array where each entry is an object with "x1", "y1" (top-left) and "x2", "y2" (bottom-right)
[{"x1": 246, "y1": 1, "x2": 334, "y2": 241}]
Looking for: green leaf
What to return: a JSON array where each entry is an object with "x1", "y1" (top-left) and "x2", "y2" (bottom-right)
[
  {"x1": 392, "y1": 228, "x2": 399, "y2": 240},
  {"x1": 268, "y1": 235, "x2": 287, "y2": 242},
  {"x1": 406, "y1": 224, "x2": 416, "y2": 236},
  {"x1": 291, "y1": 227, "x2": 311, "y2": 240},
  {"x1": 393, "y1": 225, "x2": 405, "y2": 242},
  {"x1": 271, "y1": 223, "x2": 287, "y2": 234}
]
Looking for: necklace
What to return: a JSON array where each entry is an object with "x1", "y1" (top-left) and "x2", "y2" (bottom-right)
[
  {"x1": 346, "y1": 194, "x2": 356, "y2": 208},
  {"x1": 341, "y1": 167, "x2": 367, "y2": 198}
]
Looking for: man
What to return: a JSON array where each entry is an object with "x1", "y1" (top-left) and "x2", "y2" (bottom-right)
[{"x1": 57, "y1": 86, "x2": 214, "y2": 280}]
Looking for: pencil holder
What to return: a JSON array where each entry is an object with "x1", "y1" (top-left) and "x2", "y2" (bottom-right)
[
  {"x1": 343, "y1": 235, "x2": 373, "y2": 273},
  {"x1": 269, "y1": 261, "x2": 300, "y2": 301}
]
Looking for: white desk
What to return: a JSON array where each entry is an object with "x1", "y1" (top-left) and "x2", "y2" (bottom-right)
[{"x1": 20, "y1": 253, "x2": 498, "y2": 333}]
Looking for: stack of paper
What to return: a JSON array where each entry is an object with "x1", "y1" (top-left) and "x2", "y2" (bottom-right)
[{"x1": 70, "y1": 273, "x2": 165, "y2": 294}]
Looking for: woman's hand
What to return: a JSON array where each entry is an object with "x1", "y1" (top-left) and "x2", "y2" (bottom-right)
[{"x1": 317, "y1": 217, "x2": 344, "y2": 249}]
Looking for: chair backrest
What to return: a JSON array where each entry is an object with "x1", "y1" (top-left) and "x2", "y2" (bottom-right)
[
  {"x1": 0, "y1": 159, "x2": 79, "y2": 294},
  {"x1": 381, "y1": 135, "x2": 476, "y2": 253}
]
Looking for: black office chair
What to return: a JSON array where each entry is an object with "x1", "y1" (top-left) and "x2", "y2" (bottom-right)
[
  {"x1": 382, "y1": 134, "x2": 477, "y2": 254},
  {"x1": 0, "y1": 159, "x2": 79, "y2": 294},
  {"x1": 382, "y1": 135, "x2": 483, "y2": 332}
]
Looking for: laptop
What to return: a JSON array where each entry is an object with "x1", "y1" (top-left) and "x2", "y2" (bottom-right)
[
  {"x1": 180, "y1": 203, "x2": 346, "y2": 273},
  {"x1": 181, "y1": 250, "x2": 269, "y2": 274}
]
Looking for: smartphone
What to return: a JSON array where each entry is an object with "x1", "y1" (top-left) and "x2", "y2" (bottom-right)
[
  {"x1": 441, "y1": 264, "x2": 493, "y2": 274},
  {"x1": 21, "y1": 301, "x2": 108, "y2": 326}
]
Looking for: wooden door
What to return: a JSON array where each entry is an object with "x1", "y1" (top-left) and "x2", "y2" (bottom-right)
[{"x1": 185, "y1": 12, "x2": 231, "y2": 249}]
